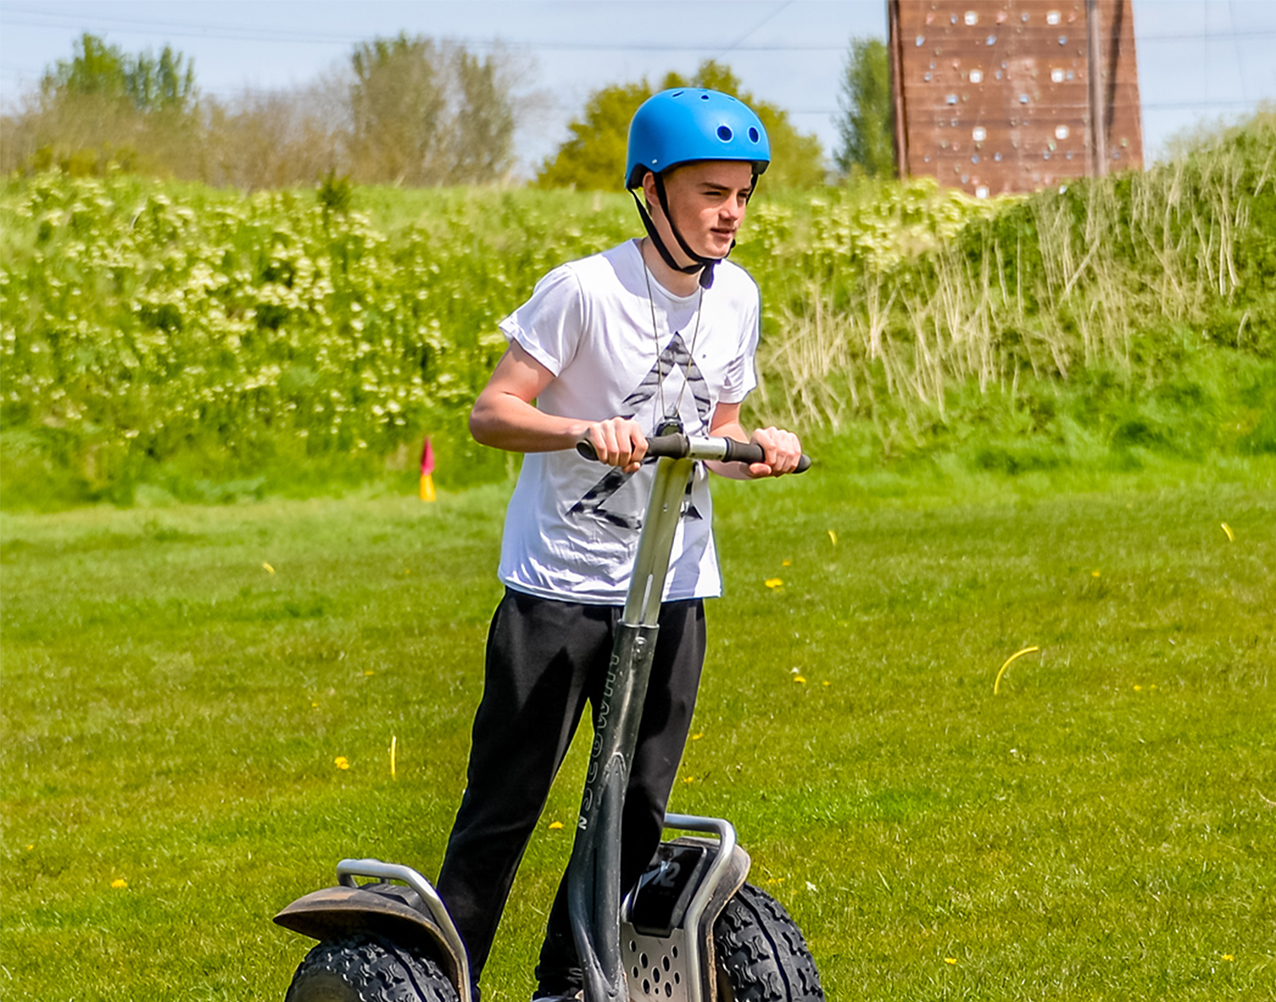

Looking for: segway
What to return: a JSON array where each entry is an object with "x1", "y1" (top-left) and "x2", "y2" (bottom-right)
[{"x1": 275, "y1": 432, "x2": 821, "y2": 1002}]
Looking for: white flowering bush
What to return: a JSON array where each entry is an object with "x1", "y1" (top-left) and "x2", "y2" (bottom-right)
[
  {"x1": 15, "y1": 150, "x2": 1267, "y2": 507},
  {"x1": 0, "y1": 174, "x2": 638, "y2": 501}
]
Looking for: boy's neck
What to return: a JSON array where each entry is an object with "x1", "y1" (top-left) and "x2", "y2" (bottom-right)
[{"x1": 639, "y1": 238, "x2": 702, "y2": 298}]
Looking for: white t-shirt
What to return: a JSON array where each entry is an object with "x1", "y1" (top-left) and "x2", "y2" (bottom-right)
[{"x1": 495, "y1": 239, "x2": 760, "y2": 605}]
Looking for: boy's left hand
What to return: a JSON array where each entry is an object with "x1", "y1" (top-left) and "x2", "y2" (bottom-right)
[{"x1": 747, "y1": 426, "x2": 803, "y2": 477}]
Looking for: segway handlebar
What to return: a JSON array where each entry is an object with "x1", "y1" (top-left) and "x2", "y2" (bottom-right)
[{"x1": 576, "y1": 432, "x2": 811, "y2": 473}]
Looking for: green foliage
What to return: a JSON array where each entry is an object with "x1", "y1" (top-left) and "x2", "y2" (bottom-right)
[
  {"x1": 2, "y1": 32, "x2": 518, "y2": 190},
  {"x1": 1, "y1": 472, "x2": 1273, "y2": 1000},
  {"x1": 12, "y1": 33, "x2": 202, "y2": 179},
  {"x1": 750, "y1": 112, "x2": 1276, "y2": 462},
  {"x1": 41, "y1": 32, "x2": 196, "y2": 115},
  {"x1": 834, "y1": 37, "x2": 895, "y2": 179},
  {"x1": 316, "y1": 170, "x2": 353, "y2": 218},
  {"x1": 3, "y1": 114, "x2": 1275, "y2": 509},
  {"x1": 535, "y1": 60, "x2": 825, "y2": 191},
  {"x1": 534, "y1": 80, "x2": 651, "y2": 191},
  {"x1": 0, "y1": 175, "x2": 634, "y2": 507}
]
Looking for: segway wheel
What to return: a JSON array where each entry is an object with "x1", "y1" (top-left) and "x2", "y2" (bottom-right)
[
  {"x1": 713, "y1": 883, "x2": 824, "y2": 1002},
  {"x1": 285, "y1": 935, "x2": 459, "y2": 1002}
]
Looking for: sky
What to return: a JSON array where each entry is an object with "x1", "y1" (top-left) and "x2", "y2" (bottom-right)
[{"x1": 2, "y1": 0, "x2": 1274, "y2": 176}]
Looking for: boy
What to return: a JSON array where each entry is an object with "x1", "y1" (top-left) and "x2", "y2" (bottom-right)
[{"x1": 436, "y1": 88, "x2": 802, "y2": 1001}]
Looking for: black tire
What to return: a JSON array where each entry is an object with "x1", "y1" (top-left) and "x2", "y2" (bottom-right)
[
  {"x1": 284, "y1": 935, "x2": 460, "y2": 1002},
  {"x1": 713, "y1": 883, "x2": 824, "y2": 1002}
]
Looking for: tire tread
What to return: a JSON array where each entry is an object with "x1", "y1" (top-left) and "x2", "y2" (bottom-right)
[
  {"x1": 713, "y1": 884, "x2": 823, "y2": 1002},
  {"x1": 285, "y1": 934, "x2": 458, "y2": 1002}
]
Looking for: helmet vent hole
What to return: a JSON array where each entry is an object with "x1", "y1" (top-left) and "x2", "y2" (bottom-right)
[
  {"x1": 699, "y1": 93, "x2": 710, "y2": 100},
  {"x1": 717, "y1": 125, "x2": 733, "y2": 141},
  {"x1": 748, "y1": 127, "x2": 760, "y2": 143},
  {"x1": 672, "y1": 90, "x2": 684, "y2": 97}
]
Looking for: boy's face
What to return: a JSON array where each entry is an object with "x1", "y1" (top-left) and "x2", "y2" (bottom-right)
[{"x1": 643, "y1": 161, "x2": 755, "y2": 264}]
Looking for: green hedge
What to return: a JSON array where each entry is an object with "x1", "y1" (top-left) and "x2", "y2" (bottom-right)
[{"x1": 3, "y1": 114, "x2": 1274, "y2": 509}]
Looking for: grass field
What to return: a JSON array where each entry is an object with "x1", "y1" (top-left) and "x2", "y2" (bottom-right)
[{"x1": 2, "y1": 457, "x2": 1274, "y2": 1001}]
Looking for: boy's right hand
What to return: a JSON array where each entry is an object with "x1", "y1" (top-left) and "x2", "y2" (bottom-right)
[{"x1": 581, "y1": 417, "x2": 648, "y2": 473}]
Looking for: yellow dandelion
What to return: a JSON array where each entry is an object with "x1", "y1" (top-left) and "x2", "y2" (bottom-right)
[
  {"x1": 1221, "y1": 954, "x2": 1234, "y2": 962},
  {"x1": 682, "y1": 775, "x2": 695, "y2": 784},
  {"x1": 782, "y1": 559, "x2": 791, "y2": 567},
  {"x1": 944, "y1": 957, "x2": 958, "y2": 965},
  {"x1": 690, "y1": 732, "x2": 704, "y2": 741},
  {"x1": 765, "y1": 578, "x2": 783, "y2": 589},
  {"x1": 364, "y1": 670, "x2": 375, "y2": 677},
  {"x1": 793, "y1": 676, "x2": 807, "y2": 684},
  {"x1": 262, "y1": 562, "x2": 275, "y2": 575},
  {"x1": 1221, "y1": 523, "x2": 1234, "y2": 542},
  {"x1": 334, "y1": 756, "x2": 350, "y2": 770},
  {"x1": 1133, "y1": 685, "x2": 1143, "y2": 691},
  {"x1": 1091, "y1": 570, "x2": 1101, "y2": 578},
  {"x1": 822, "y1": 681, "x2": 831, "y2": 687},
  {"x1": 311, "y1": 701, "x2": 319, "y2": 709},
  {"x1": 111, "y1": 879, "x2": 128, "y2": 889},
  {"x1": 828, "y1": 530, "x2": 837, "y2": 546},
  {"x1": 548, "y1": 821, "x2": 564, "y2": 830}
]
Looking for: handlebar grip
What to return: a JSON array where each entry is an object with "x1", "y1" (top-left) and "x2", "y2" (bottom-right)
[
  {"x1": 576, "y1": 434, "x2": 811, "y2": 473},
  {"x1": 714, "y1": 438, "x2": 812, "y2": 473}
]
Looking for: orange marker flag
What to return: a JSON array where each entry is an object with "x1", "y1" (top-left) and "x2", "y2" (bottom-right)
[{"x1": 419, "y1": 436, "x2": 436, "y2": 502}]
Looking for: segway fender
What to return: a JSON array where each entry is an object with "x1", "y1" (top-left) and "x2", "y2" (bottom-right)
[{"x1": 274, "y1": 883, "x2": 466, "y2": 992}]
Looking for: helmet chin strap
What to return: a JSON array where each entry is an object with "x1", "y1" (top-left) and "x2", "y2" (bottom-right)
[{"x1": 630, "y1": 173, "x2": 735, "y2": 290}]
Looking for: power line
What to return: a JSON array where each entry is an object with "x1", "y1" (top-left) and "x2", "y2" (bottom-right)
[
  {"x1": 5, "y1": 6, "x2": 1273, "y2": 53},
  {"x1": 712, "y1": 1, "x2": 792, "y2": 61}
]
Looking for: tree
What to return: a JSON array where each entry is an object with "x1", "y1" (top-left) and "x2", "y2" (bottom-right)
[
  {"x1": 5, "y1": 33, "x2": 200, "y2": 177},
  {"x1": 348, "y1": 34, "x2": 446, "y2": 185},
  {"x1": 834, "y1": 37, "x2": 895, "y2": 179},
  {"x1": 124, "y1": 46, "x2": 197, "y2": 115},
  {"x1": 203, "y1": 81, "x2": 345, "y2": 190},
  {"x1": 447, "y1": 48, "x2": 516, "y2": 185},
  {"x1": 533, "y1": 80, "x2": 652, "y2": 191},
  {"x1": 41, "y1": 32, "x2": 195, "y2": 115},
  {"x1": 536, "y1": 60, "x2": 824, "y2": 191},
  {"x1": 347, "y1": 34, "x2": 515, "y2": 186}
]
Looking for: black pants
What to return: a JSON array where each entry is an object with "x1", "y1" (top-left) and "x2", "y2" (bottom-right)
[{"x1": 436, "y1": 588, "x2": 706, "y2": 996}]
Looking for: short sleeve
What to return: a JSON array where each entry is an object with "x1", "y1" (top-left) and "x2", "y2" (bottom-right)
[{"x1": 497, "y1": 266, "x2": 585, "y2": 377}]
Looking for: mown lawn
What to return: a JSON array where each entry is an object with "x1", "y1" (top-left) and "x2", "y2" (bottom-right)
[{"x1": 1, "y1": 462, "x2": 1273, "y2": 1001}]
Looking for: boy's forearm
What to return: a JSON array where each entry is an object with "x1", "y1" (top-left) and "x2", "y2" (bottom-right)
[{"x1": 469, "y1": 391, "x2": 587, "y2": 453}]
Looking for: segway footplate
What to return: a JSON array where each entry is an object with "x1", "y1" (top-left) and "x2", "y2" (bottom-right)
[{"x1": 621, "y1": 831, "x2": 751, "y2": 1002}]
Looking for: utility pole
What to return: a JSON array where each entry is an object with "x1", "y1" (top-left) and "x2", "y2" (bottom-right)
[
  {"x1": 1086, "y1": 0, "x2": 1108, "y2": 177},
  {"x1": 888, "y1": 0, "x2": 908, "y2": 179}
]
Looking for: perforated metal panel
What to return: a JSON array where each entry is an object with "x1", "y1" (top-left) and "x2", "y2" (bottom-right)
[{"x1": 622, "y1": 928, "x2": 693, "y2": 1002}]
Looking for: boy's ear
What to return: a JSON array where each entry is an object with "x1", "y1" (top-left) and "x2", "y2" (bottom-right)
[{"x1": 640, "y1": 170, "x2": 658, "y2": 213}]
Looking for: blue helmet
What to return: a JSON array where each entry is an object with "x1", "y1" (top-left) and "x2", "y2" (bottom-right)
[{"x1": 625, "y1": 88, "x2": 771, "y2": 190}]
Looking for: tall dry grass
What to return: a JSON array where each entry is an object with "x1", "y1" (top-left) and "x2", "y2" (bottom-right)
[{"x1": 753, "y1": 112, "x2": 1276, "y2": 432}]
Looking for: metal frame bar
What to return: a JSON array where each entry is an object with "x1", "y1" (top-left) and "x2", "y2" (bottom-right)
[
  {"x1": 623, "y1": 455, "x2": 695, "y2": 626},
  {"x1": 336, "y1": 857, "x2": 473, "y2": 1002},
  {"x1": 648, "y1": 814, "x2": 738, "y2": 1002}
]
